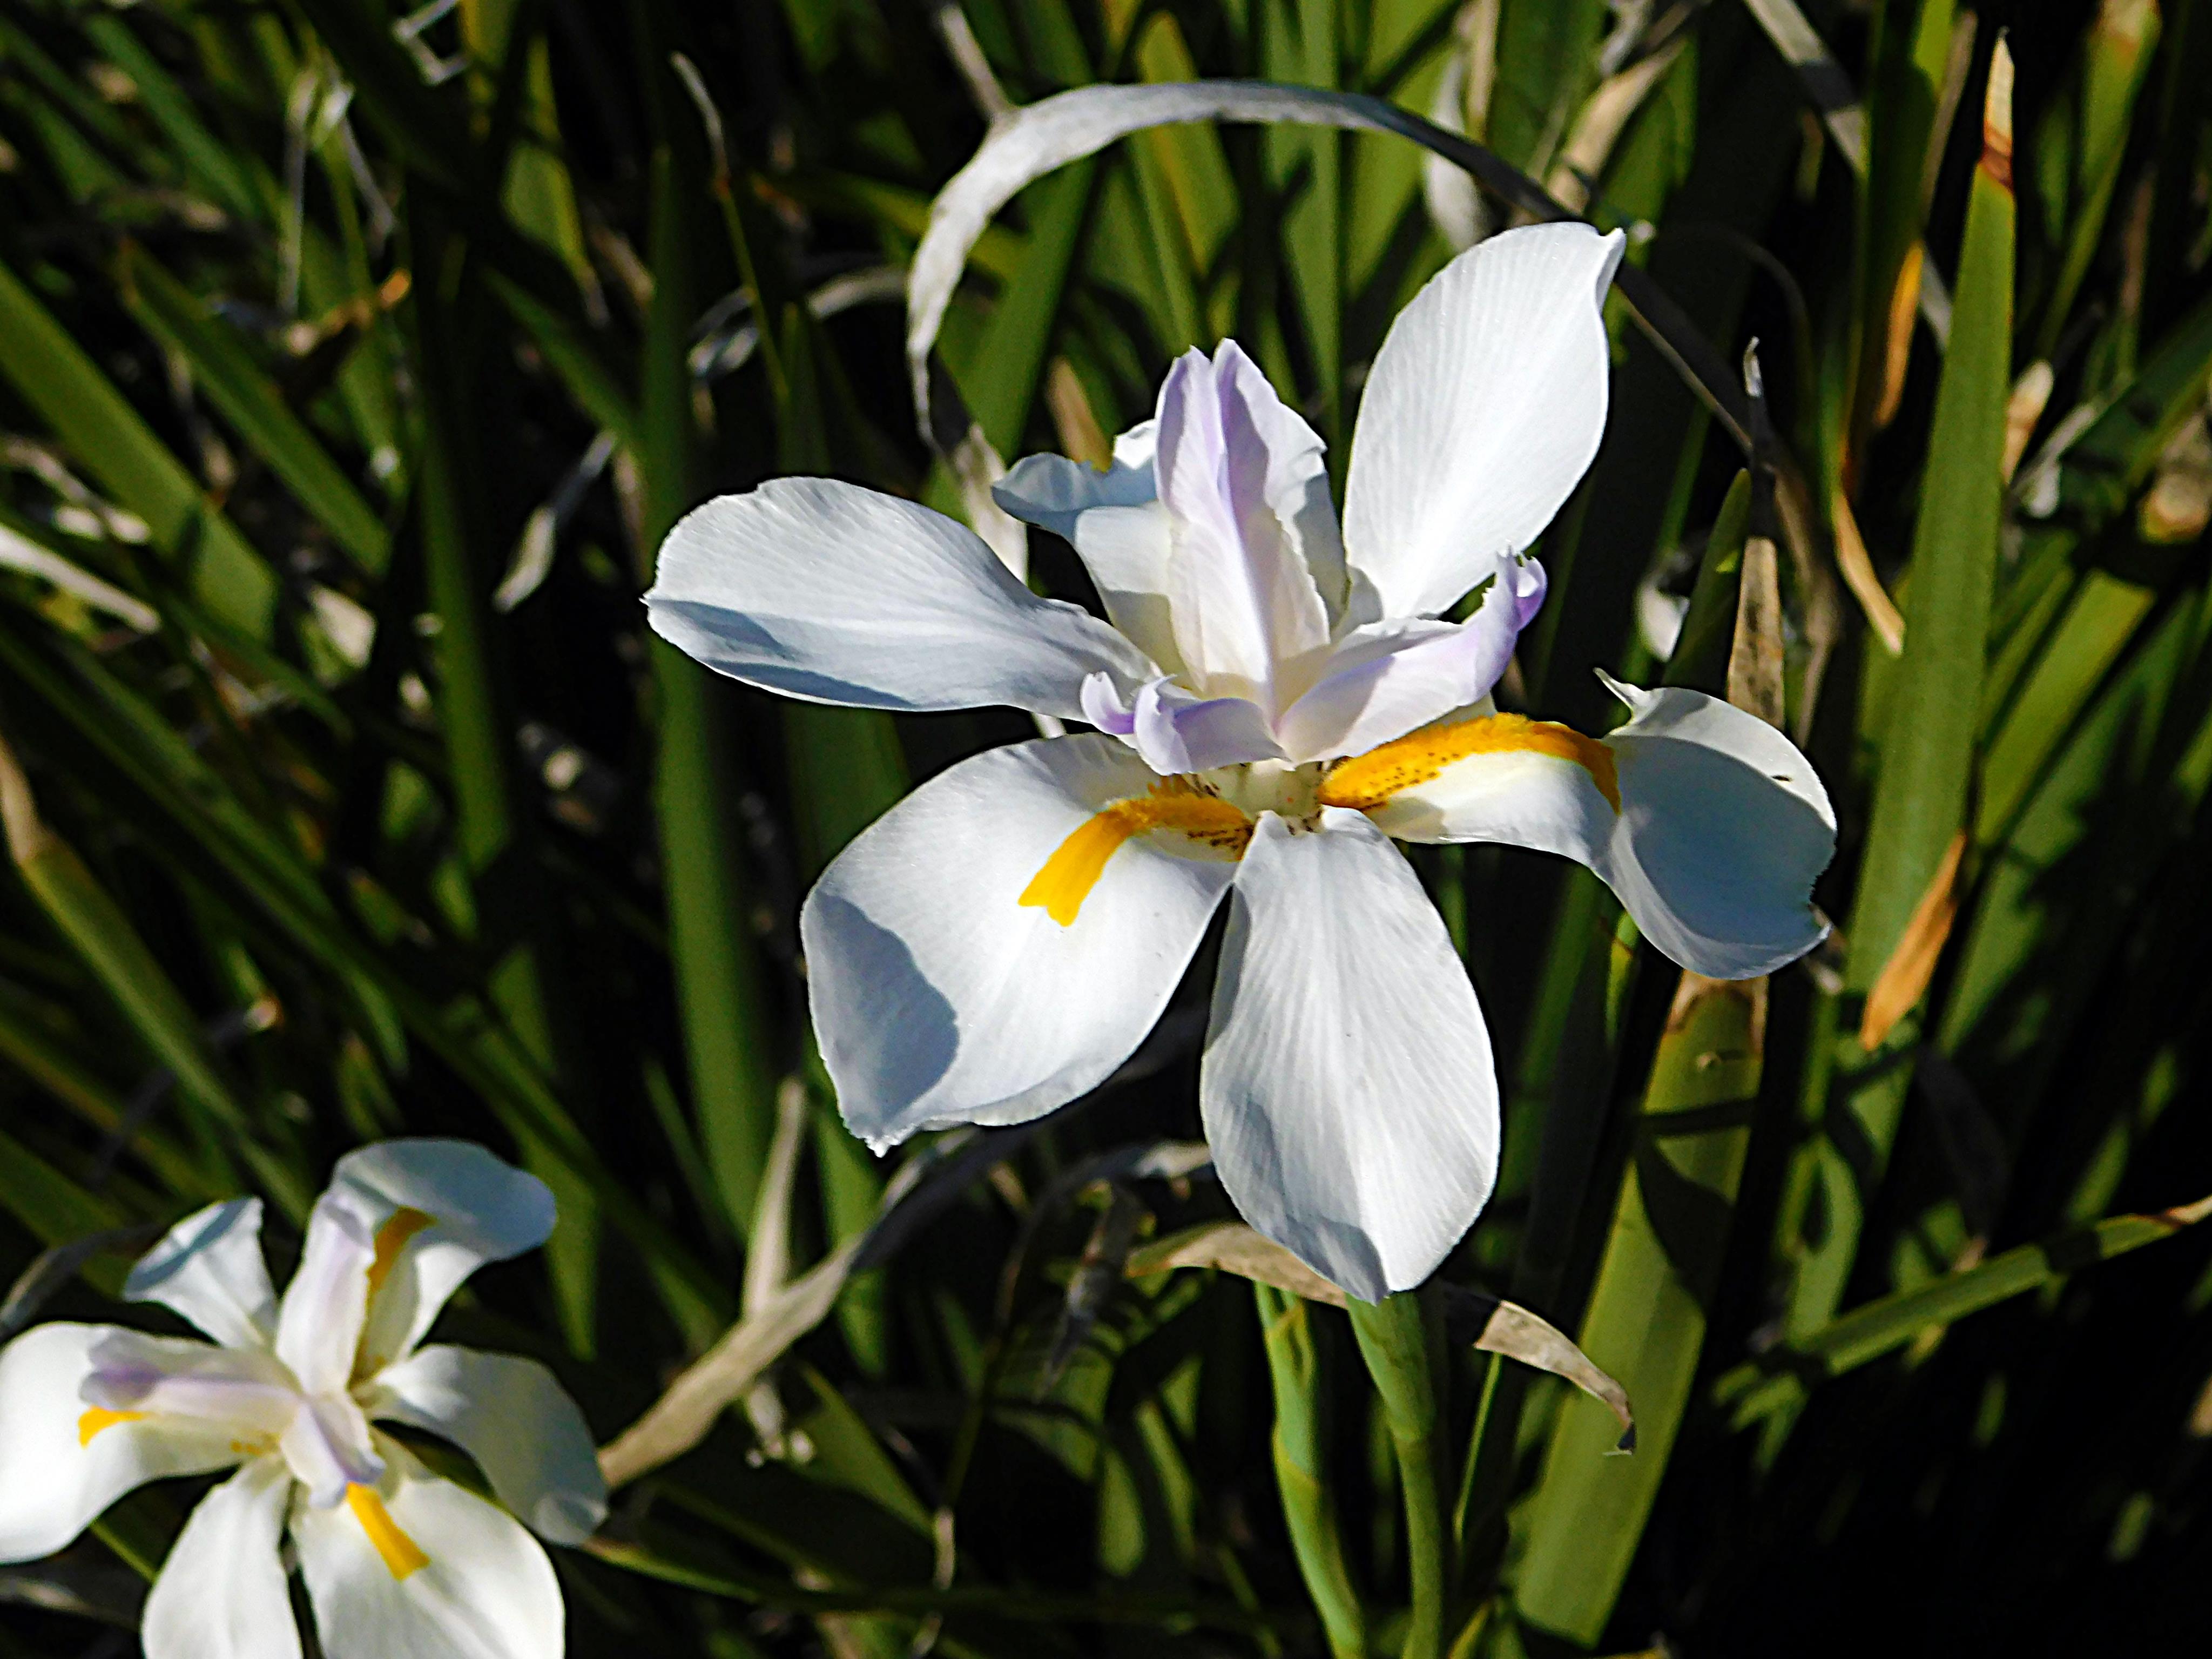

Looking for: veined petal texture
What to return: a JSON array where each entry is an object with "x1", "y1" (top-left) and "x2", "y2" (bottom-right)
[
  {"x1": 1369, "y1": 682, "x2": 1835, "y2": 977},
  {"x1": 1343, "y1": 222, "x2": 1624, "y2": 621},
  {"x1": 1202, "y1": 812, "x2": 1500, "y2": 1302},
  {"x1": 1155, "y1": 343, "x2": 1334, "y2": 709},
  {"x1": 803, "y1": 735, "x2": 1236, "y2": 1151},
  {"x1": 650, "y1": 477, "x2": 1152, "y2": 718}
]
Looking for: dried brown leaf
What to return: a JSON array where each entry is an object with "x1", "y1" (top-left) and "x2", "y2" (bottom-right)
[{"x1": 1860, "y1": 830, "x2": 1968, "y2": 1050}]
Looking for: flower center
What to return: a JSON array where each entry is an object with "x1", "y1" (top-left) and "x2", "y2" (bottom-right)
[
  {"x1": 1317, "y1": 711, "x2": 1619, "y2": 812},
  {"x1": 1020, "y1": 779, "x2": 1253, "y2": 925},
  {"x1": 1022, "y1": 714, "x2": 1617, "y2": 927}
]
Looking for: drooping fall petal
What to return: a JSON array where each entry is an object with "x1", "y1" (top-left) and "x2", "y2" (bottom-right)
[
  {"x1": 1201, "y1": 811, "x2": 1500, "y2": 1301},
  {"x1": 0, "y1": 1324, "x2": 244, "y2": 1562},
  {"x1": 294, "y1": 1438, "x2": 564, "y2": 1659},
  {"x1": 1366, "y1": 681, "x2": 1835, "y2": 978},
  {"x1": 363, "y1": 1345, "x2": 606, "y2": 1544},
  {"x1": 803, "y1": 735, "x2": 1238, "y2": 1151},
  {"x1": 140, "y1": 1456, "x2": 301, "y2": 1659}
]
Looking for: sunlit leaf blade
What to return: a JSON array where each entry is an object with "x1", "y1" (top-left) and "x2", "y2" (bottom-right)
[
  {"x1": 1775, "y1": 42, "x2": 2017, "y2": 1344},
  {"x1": 0, "y1": 256, "x2": 274, "y2": 637}
]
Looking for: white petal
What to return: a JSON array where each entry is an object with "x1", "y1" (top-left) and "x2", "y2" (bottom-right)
[
  {"x1": 993, "y1": 433, "x2": 1156, "y2": 540},
  {"x1": 1273, "y1": 558, "x2": 1545, "y2": 761},
  {"x1": 1155, "y1": 342, "x2": 1334, "y2": 709},
  {"x1": 275, "y1": 1192, "x2": 375, "y2": 1398},
  {"x1": 141, "y1": 1457, "x2": 301, "y2": 1659},
  {"x1": 803, "y1": 735, "x2": 1236, "y2": 1151},
  {"x1": 993, "y1": 431, "x2": 1185, "y2": 672},
  {"x1": 648, "y1": 477, "x2": 1152, "y2": 718},
  {"x1": 294, "y1": 1439, "x2": 565, "y2": 1659},
  {"x1": 1341, "y1": 222, "x2": 1624, "y2": 620},
  {"x1": 1370, "y1": 683, "x2": 1835, "y2": 978},
  {"x1": 0, "y1": 1325, "x2": 243, "y2": 1562},
  {"x1": 326, "y1": 1141, "x2": 558, "y2": 1375},
  {"x1": 126, "y1": 1197, "x2": 280, "y2": 1351},
  {"x1": 1201, "y1": 812, "x2": 1499, "y2": 1302},
  {"x1": 363, "y1": 1346, "x2": 605, "y2": 1545}
]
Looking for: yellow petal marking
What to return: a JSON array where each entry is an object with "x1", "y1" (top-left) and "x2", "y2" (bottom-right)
[
  {"x1": 1020, "y1": 785, "x2": 1253, "y2": 927},
  {"x1": 77, "y1": 1408, "x2": 147, "y2": 1446},
  {"x1": 1318, "y1": 712, "x2": 1621, "y2": 813},
  {"x1": 366, "y1": 1207, "x2": 435, "y2": 1297},
  {"x1": 347, "y1": 1483, "x2": 430, "y2": 1579}
]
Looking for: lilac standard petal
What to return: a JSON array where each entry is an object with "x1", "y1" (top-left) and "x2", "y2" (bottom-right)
[
  {"x1": 1132, "y1": 679, "x2": 1287, "y2": 775},
  {"x1": 1079, "y1": 671, "x2": 1139, "y2": 737},
  {"x1": 1155, "y1": 344, "x2": 1333, "y2": 708},
  {"x1": 81, "y1": 1332, "x2": 299, "y2": 1434},
  {"x1": 1273, "y1": 559, "x2": 1546, "y2": 761}
]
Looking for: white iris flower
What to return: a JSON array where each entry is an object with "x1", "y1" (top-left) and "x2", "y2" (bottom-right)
[
  {"x1": 649, "y1": 222, "x2": 1836, "y2": 1300},
  {"x1": 0, "y1": 1140, "x2": 605, "y2": 1658}
]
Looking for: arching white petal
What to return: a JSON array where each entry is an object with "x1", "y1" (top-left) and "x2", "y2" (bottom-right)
[
  {"x1": 1155, "y1": 343, "x2": 1334, "y2": 708},
  {"x1": 0, "y1": 1325, "x2": 244, "y2": 1562},
  {"x1": 1273, "y1": 559, "x2": 1545, "y2": 761},
  {"x1": 649, "y1": 477, "x2": 1152, "y2": 718},
  {"x1": 327, "y1": 1141, "x2": 558, "y2": 1376},
  {"x1": 1368, "y1": 683, "x2": 1835, "y2": 978},
  {"x1": 294, "y1": 1438, "x2": 564, "y2": 1659},
  {"x1": 141, "y1": 1456, "x2": 301, "y2": 1659},
  {"x1": 1132, "y1": 678, "x2": 1285, "y2": 773},
  {"x1": 1341, "y1": 222, "x2": 1624, "y2": 620},
  {"x1": 125, "y1": 1197, "x2": 280, "y2": 1352},
  {"x1": 362, "y1": 1346, "x2": 606, "y2": 1545},
  {"x1": 803, "y1": 735, "x2": 1236, "y2": 1151},
  {"x1": 1202, "y1": 812, "x2": 1499, "y2": 1302}
]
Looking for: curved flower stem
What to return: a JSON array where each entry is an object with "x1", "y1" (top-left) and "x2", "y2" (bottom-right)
[
  {"x1": 1349, "y1": 1291, "x2": 1447, "y2": 1659},
  {"x1": 1254, "y1": 1284, "x2": 1366, "y2": 1659}
]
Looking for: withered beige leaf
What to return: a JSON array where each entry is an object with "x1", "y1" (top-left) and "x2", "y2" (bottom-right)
[
  {"x1": 1131, "y1": 1222, "x2": 1635, "y2": 1449},
  {"x1": 1127, "y1": 1219, "x2": 1350, "y2": 1306},
  {"x1": 1830, "y1": 485, "x2": 1906, "y2": 656},
  {"x1": 1860, "y1": 829, "x2": 1969, "y2": 1050}
]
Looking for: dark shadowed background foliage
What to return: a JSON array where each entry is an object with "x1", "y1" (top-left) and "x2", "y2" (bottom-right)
[{"x1": 0, "y1": 0, "x2": 2208, "y2": 1654}]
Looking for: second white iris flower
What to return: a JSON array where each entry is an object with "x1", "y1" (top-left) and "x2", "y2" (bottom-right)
[{"x1": 649, "y1": 222, "x2": 1836, "y2": 1300}]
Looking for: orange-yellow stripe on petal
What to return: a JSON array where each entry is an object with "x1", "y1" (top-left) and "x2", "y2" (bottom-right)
[
  {"x1": 366, "y1": 1207, "x2": 435, "y2": 1297},
  {"x1": 1020, "y1": 787, "x2": 1253, "y2": 927},
  {"x1": 1318, "y1": 712, "x2": 1621, "y2": 813},
  {"x1": 77, "y1": 1408, "x2": 147, "y2": 1446},
  {"x1": 346, "y1": 1483, "x2": 430, "y2": 1579}
]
